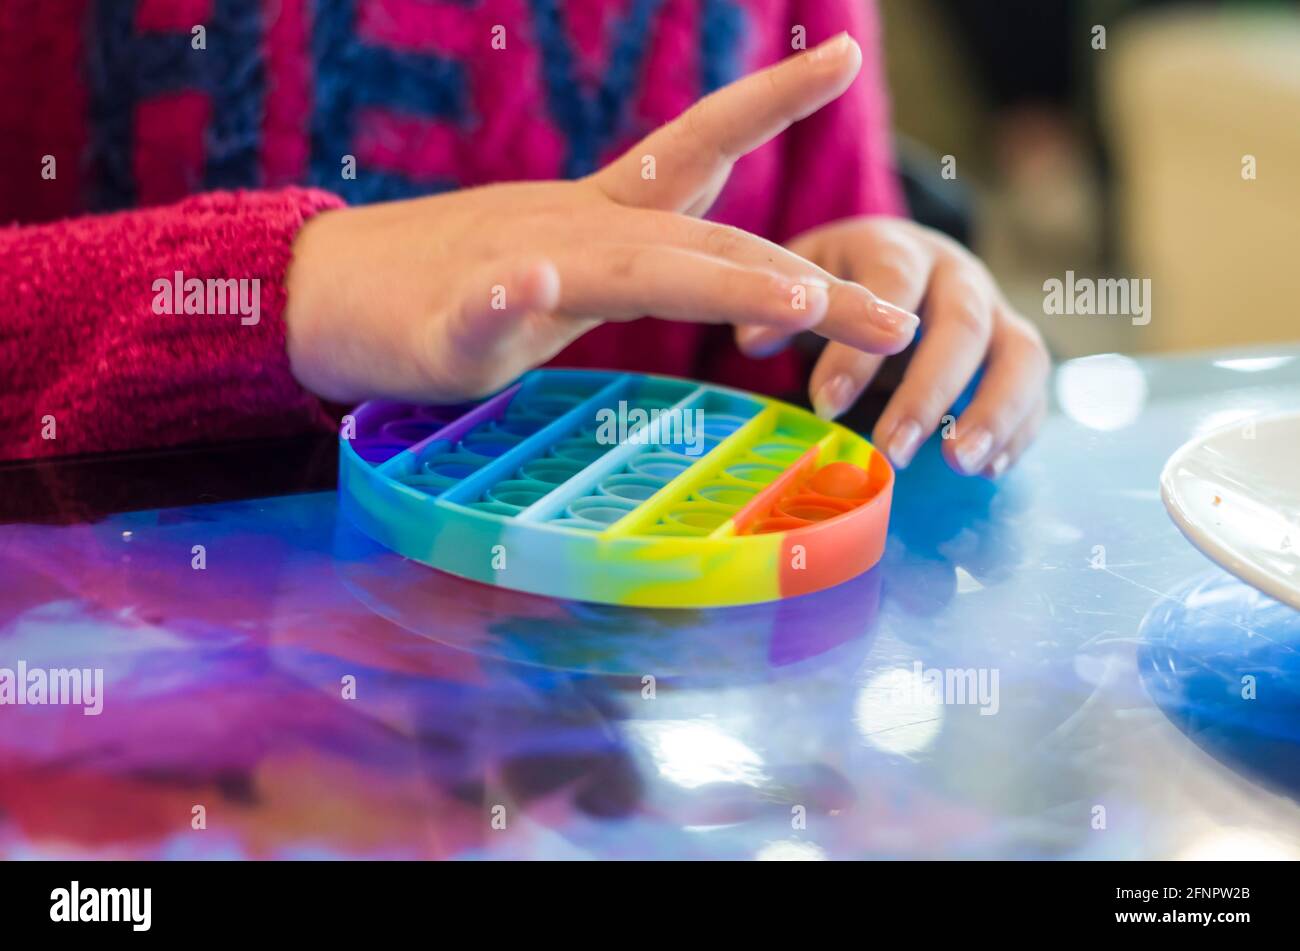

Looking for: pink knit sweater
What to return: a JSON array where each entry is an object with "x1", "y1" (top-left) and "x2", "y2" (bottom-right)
[{"x1": 0, "y1": 0, "x2": 902, "y2": 461}]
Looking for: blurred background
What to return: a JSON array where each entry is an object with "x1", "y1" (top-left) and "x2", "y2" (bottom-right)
[{"x1": 877, "y1": 0, "x2": 1300, "y2": 359}]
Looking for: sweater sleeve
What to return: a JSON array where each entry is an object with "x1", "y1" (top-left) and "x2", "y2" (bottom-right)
[{"x1": 0, "y1": 187, "x2": 346, "y2": 462}]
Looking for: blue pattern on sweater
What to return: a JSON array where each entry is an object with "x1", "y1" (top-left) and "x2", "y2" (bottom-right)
[
  {"x1": 83, "y1": 0, "x2": 749, "y2": 207},
  {"x1": 86, "y1": 0, "x2": 265, "y2": 210},
  {"x1": 308, "y1": 0, "x2": 469, "y2": 202}
]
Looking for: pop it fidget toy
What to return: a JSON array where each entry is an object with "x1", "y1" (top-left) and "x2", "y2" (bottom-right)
[{"x1": 339, "y1": 369, "x2": 893, "y2": 607}]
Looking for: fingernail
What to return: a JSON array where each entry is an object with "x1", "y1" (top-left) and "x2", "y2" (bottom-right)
[
  {"x1": 986, "y1": 452, "x2": 1011, "y2": 479},
  {"x1": 886, "y1": 419, "x2": 923, "y2": 469},
  {"x1": 812, "y1": 374, "x2": 854, "y2": 420},
  {"x1": 739, "y1": 326, "x2": 788, "y2": 359},
  {"x1": 808, "y1": 32, "x2": 852, "y2": 62},
  {"x1": 869, "y1": 298, "x2": 920, "y2": 340},
  {"x1": 954, "y1": 428, "x2": 994, "y2": 475}
]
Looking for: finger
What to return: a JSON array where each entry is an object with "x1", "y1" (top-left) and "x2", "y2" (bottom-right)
[
  {"x1": 592, "y1": 33, "x2": 862, "y2": 215},
  {"x1": 631, "y1": 212, "x2": 844, "y2": 289},
  {"x1": 641, "y1": 215, "x2": 917, "y2": 355},
  {"x1": 943, "y1": 313, "x2": 1050, "y2": 476},
  {"x1": 755, "y1": 227, "x2": 933, "y2": 414},
  {"x1": 596, "y1": 206, "x2": 918, "y2": 355},
  {"x1": 806, "y1": 343, "x2": 885, "y2": 419},
  {"x1": 734, "y1": 322, "x2": 795, "y2": 360},
  {"x1": 872, "y1": 256, "x2": 996, "y2": 469},
  {"x1": 549, "y1": 245, "x2": 830, "y2": 330},
  {"x1": 825, "y1": 223, "x2": 935, "y2": 314},
  {"x1": 982, "y1": 396, "x2": 1047, "y2": 479},
  {"x1": 736, "y1": 280, "x2": 918, "y2": 359}
]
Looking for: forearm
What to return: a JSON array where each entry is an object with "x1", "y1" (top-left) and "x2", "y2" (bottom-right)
[{"x1": 0, "y1": 187, "x2": 345, "y2": 461}]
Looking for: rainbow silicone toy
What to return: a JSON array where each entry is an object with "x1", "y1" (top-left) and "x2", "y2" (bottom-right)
[{"x1": 338, "y1": 369, "x2": 893, "y2": 607}]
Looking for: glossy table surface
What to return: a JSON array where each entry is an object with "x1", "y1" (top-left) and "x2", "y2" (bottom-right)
[{"x1": 2, "y1": 346, "x2": 1299, "y2": 859}]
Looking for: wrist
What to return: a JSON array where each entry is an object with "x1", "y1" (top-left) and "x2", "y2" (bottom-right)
[{"x1": 284, "y1": 209, "x2": 343, "y2": 400}]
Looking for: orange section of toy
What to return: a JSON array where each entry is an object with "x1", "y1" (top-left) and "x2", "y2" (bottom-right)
[{"x1": 733, "y1": 456, "x2": 889, "y2": 536}]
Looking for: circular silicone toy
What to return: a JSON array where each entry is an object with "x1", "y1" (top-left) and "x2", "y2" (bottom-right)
[{"x1": 339, "y1": 369, "x2": 893, "y2": 607}]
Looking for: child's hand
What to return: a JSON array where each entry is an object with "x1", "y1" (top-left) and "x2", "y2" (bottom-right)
[
  {"x1": 285, "y1": 33, "x2": 917, "y2": 406},
  {"x1": 740, "y1": 218, "x2": 1049, "y2": 478}
]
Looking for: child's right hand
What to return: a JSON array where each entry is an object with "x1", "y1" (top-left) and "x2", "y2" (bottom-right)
[{"x1": 284, "y1": 33, "x2": 918, "y2": 405}]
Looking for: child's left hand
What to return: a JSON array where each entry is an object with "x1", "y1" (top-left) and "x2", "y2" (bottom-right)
[{"x1": 738, "y1": 217, "x2": 1049, "y2": 478}]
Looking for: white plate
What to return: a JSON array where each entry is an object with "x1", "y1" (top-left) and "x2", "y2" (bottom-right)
[{"x1": 1160, "y1": 412, "x2": 1300, "y2": 610}]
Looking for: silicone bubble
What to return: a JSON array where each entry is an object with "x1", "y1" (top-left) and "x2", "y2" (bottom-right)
[
  {"x1": 549, "y1": 517, "x2": 604, "y2": 532},
  {"x1": 421, "y1": 451, "x2": 490, "y2": 481},
  {"x1": 726, "y1": 462, "x2": 784, "y2": 486},
  {"x1": 633, "y1": 398, "x2": 674, "y2": 412},
  {"x1": 751, "y1": 515, "x2": 813, "y2": 534},
  {"x1": 487, "y1": 480, "x2": 551, "y2": 509},
  {"x1": 750, "y1": 440, "x2": 808, "y2": 465},
  {"x1": 467, "y1": 500, "x2": 523, "y2": 516},
  {"x1": 490, "y1": 417, "x2": 547, "y2": 438},
  {"x1": 507, "y1": 394, "x2": 583, "y2": 420},
  {"x1": 520, "y1": 458, "x2": 586, "y2": 484},
  {"x1": 696, "y1": 485, "x2": 756, "y2": 508},
  {"x1": 462, "y1": 429, "x2": 524, "y2": 458},
  {"x1": 702, "y1": 414, "x2": 750, "y2": 438},
  {"x1": 381, "y1": 418, "x2": 445, "y2": 444},
  {"x1": 808, "y1": 461, "x2": 874, "y2": 500},
  {"x1": 551, "y1": 439, "x2": 608, "y2": 464},
  {"x1": 568, "y1": 496, "x2": 636, "y2": 525},
  {"x1": 664, "y1": 503, "x2": 733, "y2": 532},
  {"x1": 599, "y1": 474, "x2": 666, "y2": 502},
  {"x1": 630, "y1": 453, "x2": 693, "y2": 481},
  {"x1": 776, "y1": 494, "x2": 855, "y2": 522},
  {"x1": 401, "y1": 472, "x2": 460, "y2": 493}
]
